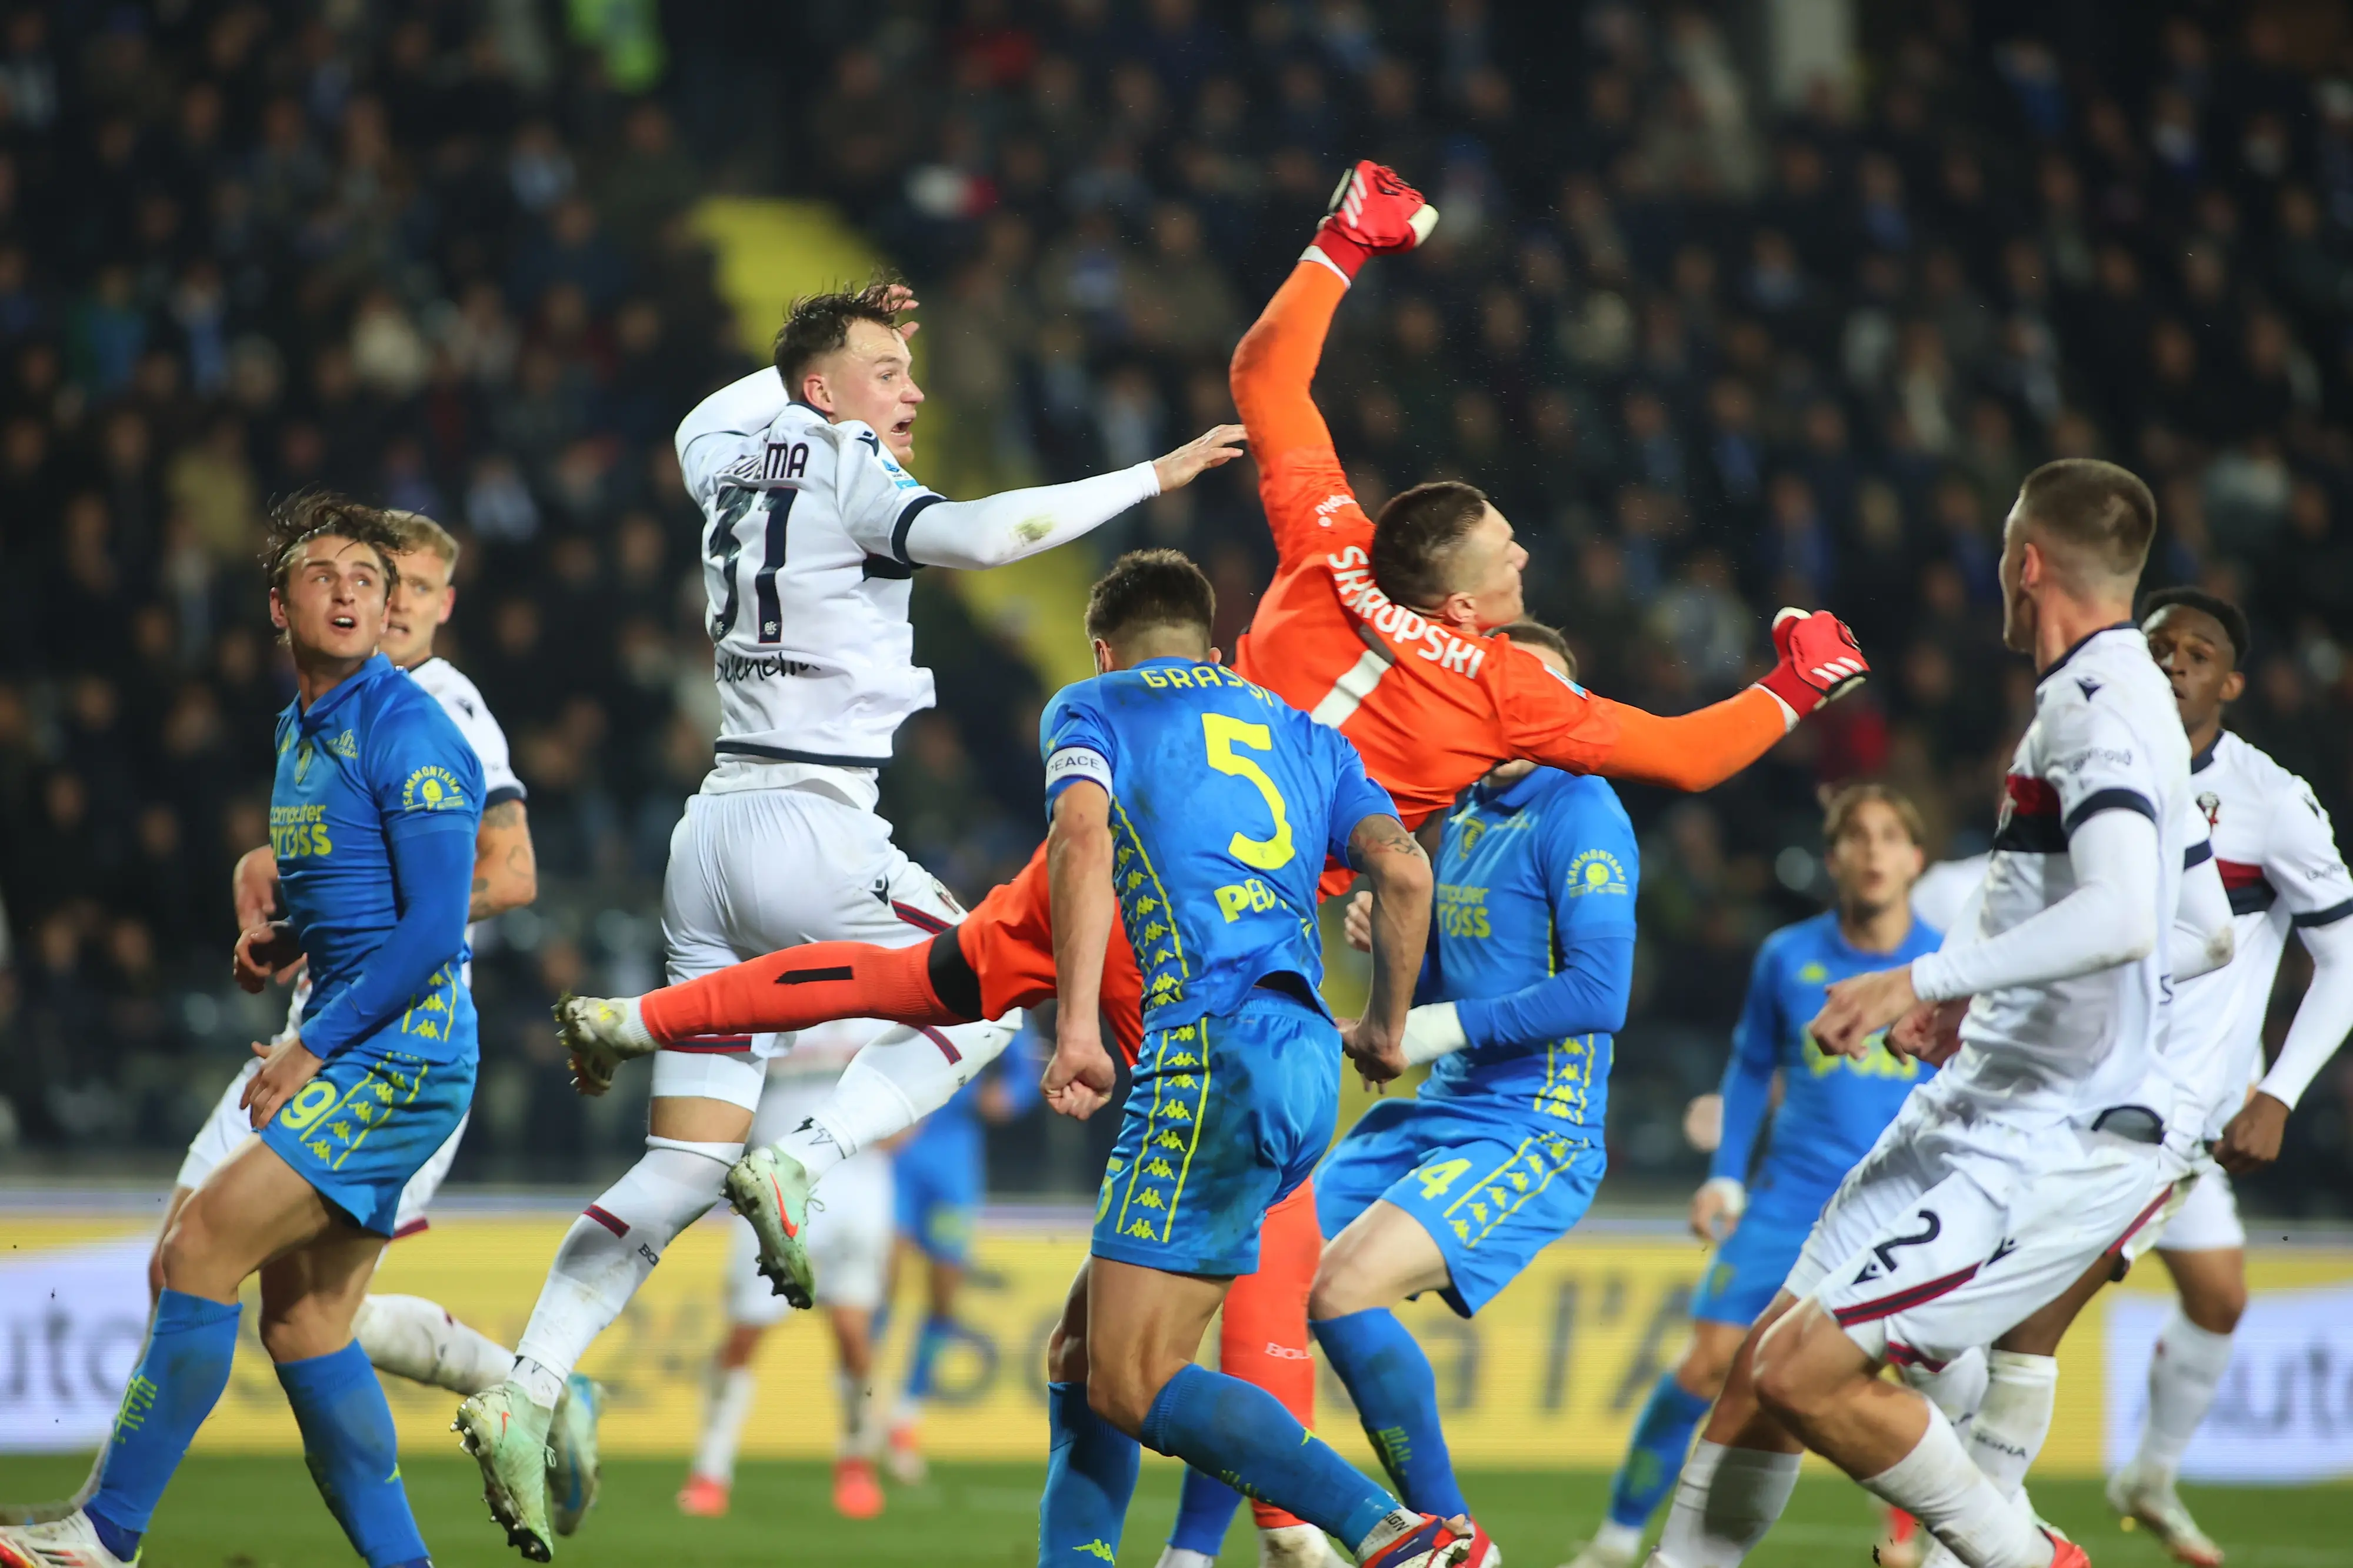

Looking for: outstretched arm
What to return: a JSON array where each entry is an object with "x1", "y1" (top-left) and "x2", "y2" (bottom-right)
[
  {"x1": 1512, "y1": 609, "x2": 1869, "y2": 791},
  {"x1": 898, "y1": 426, "x2": 1245, "y2": 571}
]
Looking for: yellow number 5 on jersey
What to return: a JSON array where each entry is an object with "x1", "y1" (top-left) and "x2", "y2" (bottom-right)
[{"x1": 1202, "y1": 712, "x2": 1295, "y2": 870}]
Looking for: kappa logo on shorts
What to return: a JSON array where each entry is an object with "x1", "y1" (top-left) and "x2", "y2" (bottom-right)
[{"x1": 1852, "y1": 1209, "x2": 1942, "y2": 1284}]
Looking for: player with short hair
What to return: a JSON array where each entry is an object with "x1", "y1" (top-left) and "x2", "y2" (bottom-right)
[
  {"x1": 676, "y1": 1016, "x2": 934, "y2": 1522},
  {"x1": 0, "y1": 496, "x2": 483, "y2": 1568},
  {"x1": 1644, "y1": 459, "x2": 2234, "y2": 1568},
  {"x1": 1225, "y1": 163, "x2": 1868, "y2": 841},
  {"x1": 0, "y1": 510, "x2": 603, "y2": 1536},
  {"x1": 1568, "y1": 783, "x2": 1942, "y2": 1568},
  {"x1": 1028, "y1": 548, "x2": 1484, "y2": 1568},
  {"x1": 456, "y1": 279, "x2": 1245, "y2": 1560},
  {"x1": 559, "y1": 158, "x2": 1869, "y2": 1358},
  {"x1": 2098, "y1": 589, "x2": 2353, "y2": 1563}
]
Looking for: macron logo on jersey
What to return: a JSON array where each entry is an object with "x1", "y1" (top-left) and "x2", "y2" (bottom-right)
[{"x1": 1323, "y1": 544, "x2": 1487, "y2": 677}]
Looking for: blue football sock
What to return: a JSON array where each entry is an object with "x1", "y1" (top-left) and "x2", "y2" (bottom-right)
[
  {"x1": 1607, "y1": 1370, "x2": 1714, "y2": 1529},
  {"x1": 86, "y1": 1289, "x2": 242, "y2": 1559},
  {"x1": 1140, "y1": 1363, "x2": 1399, "y2": 1552},
  {"x1": 1312, "y1": 1308, "x2": 1469, "y2": 1520},
  {"x1": 905, "y1": 1313, "x2": 955, "y2": 1402},
  {"x1": 1039, "y1": 1381, "x2": 1140, "y2": 1568},
  {"x1": 276, "y1": 1341, "x2": 431, "y2": 1568},
  {"x1": 1170, "y1": 1464, "x2": 1245, "y2": 1555}
]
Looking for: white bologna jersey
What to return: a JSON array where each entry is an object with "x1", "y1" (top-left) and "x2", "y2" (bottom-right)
[
  {"x1": 675, "y1": 369, "x2": 946, "y2": 803},
  {"x1": 1937, "y1": 625, "x2": 2194, "y2": 1127},
  {"x1": 2168, "y1": 730, "x2": 2353, "y2": 1137},
  {"x1": 406, "y1": 656, "x2": 525, "y2": 809}
]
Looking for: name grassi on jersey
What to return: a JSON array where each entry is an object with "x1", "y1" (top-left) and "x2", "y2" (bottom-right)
[
  {"x1": 717, "y1": 651, "x2": 821, "y2": 682},
  {"x1": 1324, "y1": 545, "x2": 1486, "y2": 676}
]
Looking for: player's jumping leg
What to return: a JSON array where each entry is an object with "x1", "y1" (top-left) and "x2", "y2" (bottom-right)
[{"x1": 458, "y1": 1088, "x2": 748, "y2": 1560}]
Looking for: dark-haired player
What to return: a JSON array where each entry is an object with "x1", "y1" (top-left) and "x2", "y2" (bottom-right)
[
  {"x1": 1227, "y1": 162, "x2": 1868, "y2": 842},
  {"x1": 2099, "y1": 589, "x2": 2353, "y2": 1566},
  {"x1": 455, "y1": 281, "x2": 1243, "y2": 1559},
  {"x1": 1650, "y1": 461, "x2": 2233, "y2": 1568},
  {"x1": 0, "y1": 498, "x2": 482, "y2": 1568},
  {"x1": 1027, "y1": 549, "x2": 1484, "y2": 1568}
]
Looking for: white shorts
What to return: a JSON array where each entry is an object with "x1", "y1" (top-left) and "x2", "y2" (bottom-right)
[
  {"x1": 2150, "y1": 1163, "x2": 2245, "y2": 1254},
  {"x1": 723, "y1": 1081, "x2": 895, "y2": 1320},
  {"x1": 1786, "y1": 1090, "x2": 2172, "y2": 1369},
  {"x1": 651, "y1": 786, "x2": 969, "y2": 1112},
  {"x1": 174, "y1": 1057, "x2": 468, "y2": 1239}
]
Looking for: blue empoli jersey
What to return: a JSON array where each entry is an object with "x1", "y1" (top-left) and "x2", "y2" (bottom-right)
[
  {"x1": 1421, "y1": 769, "x2": 1638, "y2": 1131},
  {"x1": 1042, "y1": 657, "x2": 1396, "y2": 1029},
  {"x1": 273, "y1": 653, "x2": 484, "y2": 1063},
  {"x1": 1710, "y1": 910, "x2": 1945, "y2": 1194}
]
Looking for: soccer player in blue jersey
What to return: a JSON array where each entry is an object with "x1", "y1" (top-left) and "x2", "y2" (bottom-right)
[
  {"x1": 882, "y1": 1022, "x2": 1042, "y2": 1482},
  {"x1": 1565, "y1": 783, "x2": 1939, "y2": 1568},
  {"x1": 0, "y1": 496, "x2": 482, "y2": 1568},
  {"x1": 1031, "y1": 549, "x2": 1485, "y2": 1568},
  {"x1": 1207, "y1": 621, "x2": 1631, "y2": 1554}
]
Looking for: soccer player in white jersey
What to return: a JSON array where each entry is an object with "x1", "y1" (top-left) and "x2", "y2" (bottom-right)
[
  {"x1": 2094, "y1": 589, "x2": 2353, "y2": 1564},
  {"x1": 458, "y1": 277, "x2": 1244, "y2": 1559},
  {"x1": 1641, "y1": 459, "x2": 2234, "y2": 1568},
  {"x1": 675, "y1": 1015, "x2": 994, "y2": 1522}
]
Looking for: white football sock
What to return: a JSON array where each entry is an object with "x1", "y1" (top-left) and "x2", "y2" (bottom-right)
[
  {"x1": 691, "y1": 1362, "x2": 758, "y2": 1486},
  {"x1": 354, "y1": 1293, "x2": 514, "y2": 1395},
  {"x1": 1352, "y1": 1507, "x2": 1426, "y2": 1563},
  {"x1": 1904, "y1": 1346, "x2": 1990, "y2": 1432},
  {"x1": 1966, "y1": 1352, "x2": 2058, "y2": 1499},
  {"x1": 1649, "y1": 1440, "x2": 1799, "y2": 1567},
  {"x1": 1589, "y1": 1517, "x2": 1644, "y2": 1557},
  {"x1": 1154, "y1": 1550, "x2": 1217, "y2": 1568},
  {"x1": 778, "y1": 1019, "x2": 1015, "y2": 1178},
  {"x1": 2134, "y1": 1309, "x2": 2234, "y2": 1479},
  {"x1": 1859, "y1": 1413, "x2": 2050, "y2": 1568},
  {"x1": 511, "y1": 1136, "x2": 739, "y2": 1404},
  {"x1": 837, "y1": 1369, "x2": 883, "y2": 1459}
]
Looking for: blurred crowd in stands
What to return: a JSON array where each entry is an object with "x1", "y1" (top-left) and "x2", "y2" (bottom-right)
[{"x1": 4, "y1": 0, "x2": 2352, "y2": 1212}]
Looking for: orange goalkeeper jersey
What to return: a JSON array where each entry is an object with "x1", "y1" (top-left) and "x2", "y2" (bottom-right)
[{"x1": 1229, "y1": 261, "x2": 1785, "y2": 835}]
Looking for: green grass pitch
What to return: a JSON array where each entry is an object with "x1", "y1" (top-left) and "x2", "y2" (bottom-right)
[{"x1": 1, "y1": 1454, "x2": 2344, "y2": 1567}]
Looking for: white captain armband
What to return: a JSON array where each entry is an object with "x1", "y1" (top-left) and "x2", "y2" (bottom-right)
[{"x1": 1045, "y1": 746, "x2": 1113, "y2": 798}]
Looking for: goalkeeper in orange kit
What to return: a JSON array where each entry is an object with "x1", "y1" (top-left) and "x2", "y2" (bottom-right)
[{"x1": 554, "y1": 158, "x2": 1872, "y2": 1568}]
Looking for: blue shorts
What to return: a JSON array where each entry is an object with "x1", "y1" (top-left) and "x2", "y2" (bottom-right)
[
  {"x1": 1092, "y1": 992, "x2": 1339, "y2": 1277},
  {"x1": 1688, "y1": 1169, "x2": 1836, "y2": 1327},
  {"x1": 895, "y1": 1129, "x2": 982, "y2": 1266},
  {"x1": 1316, "y1": 1094, "x2": 1605, "y2": 1317},
  {"x1": 259, "y1": 1005, "x2": 477, "y2": 1238}
]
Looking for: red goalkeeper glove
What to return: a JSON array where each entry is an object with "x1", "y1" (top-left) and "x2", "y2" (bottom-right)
[
  {"x1": 1755, "y1": 608, "x2": 1869, "y2": 724},
  {"x1": 1304, "y1": 160, "x2": 1440, "y2": 282}
]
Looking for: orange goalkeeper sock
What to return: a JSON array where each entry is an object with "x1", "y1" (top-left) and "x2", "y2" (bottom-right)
[
  {"x1": 1225, "y1": 1178, "x2": 1324, "y2": 1531},
  {"x1": 638, "y1": 938, "x2": 964, "y2": 1043}
]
